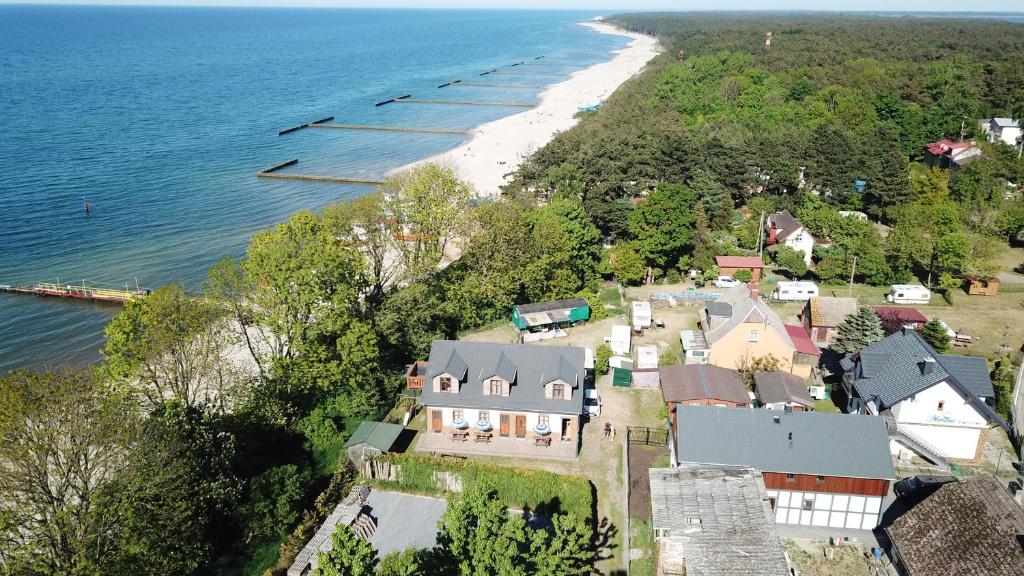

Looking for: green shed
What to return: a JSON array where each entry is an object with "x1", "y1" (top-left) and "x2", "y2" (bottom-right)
[
  {"x1": 512, "y1": 298, "x2": 590, "y2": 331},
  {"x1": 344, "y1": 421, "x2": 404, "y2": 467},
  {"x1": 612, "y1": 366, "x2": 633, "y2": 388}
]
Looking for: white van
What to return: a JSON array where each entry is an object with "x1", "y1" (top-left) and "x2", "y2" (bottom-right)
[
  {"x1": 772, "y1": 281, "x2": 819, "y2": 301},
  {"x1": 886, "y1": 284, "x2": 931, "y2": 305}
]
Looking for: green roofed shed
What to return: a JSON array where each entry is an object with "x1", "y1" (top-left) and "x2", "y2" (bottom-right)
[
  {"x1": 512, "y1": 298, "x2": 590, "y2": 330},
  {"x1": 344, "y1": 421, "x2": 404, "y2": 467}
]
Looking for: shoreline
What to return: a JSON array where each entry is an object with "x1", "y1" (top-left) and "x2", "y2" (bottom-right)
[{"x1": 393, "y1": 21, "x2": 661, "y2": 196}]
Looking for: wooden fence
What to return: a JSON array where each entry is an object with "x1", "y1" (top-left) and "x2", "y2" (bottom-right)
[{"x1": 626, "y1": 426, "x2": 670, "y2": 447}]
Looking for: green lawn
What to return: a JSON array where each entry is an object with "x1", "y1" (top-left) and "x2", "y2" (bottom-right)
[
  {"x1": 629, "y1": 520, "x2": 656, "y2": 576},
  {"x1": 814, "y1": 398, "x2": 840, "y2": 413},
  {"x1": 598, "y1": 284, "x2": 626, "y2": 316}
]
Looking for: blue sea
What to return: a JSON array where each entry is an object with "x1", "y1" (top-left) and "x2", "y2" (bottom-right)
[{"x1": 0, "y1": 5, "x2": 625, "y2": 373}]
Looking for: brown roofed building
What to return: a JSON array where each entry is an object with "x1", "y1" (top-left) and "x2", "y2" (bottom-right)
[
  {"x1": 801, "y1": 296, "x2": 858, "y2": 345},
  {"x1": 660, "y1": 364, "x2": 750, "y2": 426},
  {"x1": 716, "y1": 255, "x2": 765, "y2": 281},
  {"x1": 873, "y1": 306, "x2": 928, "y2": 334},
  {"x1": 754, "y1": 371, "x2": 814, "y2": 411},
  {"x1": 886, "y1": 477, "x2": 1024, "y2": 576},
  {"x1": 966, "y1": 275, "x2": 1000, "y2": 296}
]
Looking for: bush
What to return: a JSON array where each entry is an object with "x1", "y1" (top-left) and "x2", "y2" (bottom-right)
[
  {"x1": 577, "y1": 290, "x2": 607, "y2": 321},
  {"x1": 734, "y1": 269, "x2": 753, "y2": 283},
  {"x1": 658, "y1": 349, "x2": 678, "y2": 366},
  {"x1": 596, "y1": 344, "x2": 612, "y2": 375},
  {"x1": 364, "y1": 453, "x2": 594, "y2": 520},
  {"x1": 665, "y1": 268, "x2": 682, "y2": 283}
]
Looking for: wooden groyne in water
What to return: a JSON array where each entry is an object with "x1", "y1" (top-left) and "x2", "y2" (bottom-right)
[
  {"x1": 437, "y1": 80, "x2": 462, "y2": 88},
  {"x1": 310, "y1": 124, "x2": 470, "y2": 136},
  {"x1": 394, "y1": 98, "x2": 535, "y2": 108},
  {"x1": 311, "y1": 116, "x2": 335, "y2": 125},
  {"x1": 278, "y1": 116, "x2": 336, "y2": 135},
  {"x1": 257, "y1": 159, "x2": 383, "y2": 185},
  {"x1": 374, "y1": 94, "x2": 412, "y2": 107},
  {"x1": 479, "y1": 69, "x2": 499, "y2": 76}
]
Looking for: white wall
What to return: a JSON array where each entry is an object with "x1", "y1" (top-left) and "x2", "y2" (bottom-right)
[
  {"x1": 991, "y1": 125, "x2": 1022, "y2": 147},
  {"x1": 892, "y1": 380, "x2": 987, "y2": 459},
  {"x1": 783, "y1": 227, "x2": 815, "y2": 266},
  {"x1": 765, "y1": 489, "x2": 882, "y2": 530},
  {"x1": 433, "y1": 406, "x2": 573, "y2": 435}
]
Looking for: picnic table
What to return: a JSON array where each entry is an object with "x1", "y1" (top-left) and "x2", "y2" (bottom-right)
[
  {"x1": 451, "y1": 431, "x2": 469, "y2": 442},
  {"x1": 474, "y1": 432, "x2": 493, "y2": 443},
  {"x1": 534, "y1": 436, "x2": 552, "y2": 447}
]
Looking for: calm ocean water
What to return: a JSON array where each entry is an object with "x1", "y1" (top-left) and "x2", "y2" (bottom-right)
[{"x1": 0, "y1": 5, "x2": 625, "y2": 373}]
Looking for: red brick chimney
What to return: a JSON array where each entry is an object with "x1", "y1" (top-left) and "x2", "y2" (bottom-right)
[{"x1": 747, "y1": 282, "x2": 760, "y2": 301}]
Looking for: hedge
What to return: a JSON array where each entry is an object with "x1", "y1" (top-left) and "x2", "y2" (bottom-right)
[{"x1": 364, "y1": 453, "x2": 594, "y2": 520}]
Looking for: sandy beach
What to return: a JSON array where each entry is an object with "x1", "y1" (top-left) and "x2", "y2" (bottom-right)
[{"x1": 398, "y1": 21, "x2": 661, "y2": 196}]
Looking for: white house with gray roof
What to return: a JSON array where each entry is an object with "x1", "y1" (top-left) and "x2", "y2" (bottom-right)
[
  {"x1": 417, "y1": 340, "x2": 585, "y2": 459},
  {"x1": 841, "y1": 328, "x2": 1008, "y2": 464},
  {"x1": 673, "y1": 406, "x2": 896, "y2": 531},
  {"x1": 981, "y1": 117, "x2": 1021, "y2": 148}
]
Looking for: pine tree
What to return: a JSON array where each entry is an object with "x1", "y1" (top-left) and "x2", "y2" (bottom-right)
[
  {"x1": 919, "y1": 318, "x2": 952, "y2": 354},
  {"x1": 833, "y1": 306, "x2": 885, "y2": 355}
]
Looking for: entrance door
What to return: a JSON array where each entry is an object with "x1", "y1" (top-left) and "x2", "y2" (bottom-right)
[
  {"x1": 561, "y1": 417, "x2": 571, "y2": 441},
  {"x1": 515, "y1": 415, "x2": 527, "y2": 438},
  {"x1": 499, "y1": 414, "x2": 510, "y2": 437},
  {"x1": 431, "y1": 410, "x2": 442, "y2": 433}
]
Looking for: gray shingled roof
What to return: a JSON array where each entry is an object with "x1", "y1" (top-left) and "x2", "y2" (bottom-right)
[
  {"x1": 887, "y1": 477, "x2": 1024, "y2": 576},
  {"x1": 845, "y1": 330, "x2": 1005, "y2": 429},
  {"x1": 702, "y1": 286, "x2": 795, "y2": 348},
  {"x1": 769, "y1": 209, "x2": 802, "y2": 242},
  {"x1": 706, "y1": 301, "x2": 732, "y2": 318},
  {"x1": 649, "y1": 467, "x2": 789, "y2": 576},
  {"x1": 675, "y1": 405, "x2": 896, "y2": 480},
  {"x1": 421, "y1": 340, "x2": 585, "y2": 414},
  {"x1": 754, "y1": 371, "x2": 814, "y2": 408},
  {"x1": 514, "y1": 297, "x2": 588, "y2": 315}
]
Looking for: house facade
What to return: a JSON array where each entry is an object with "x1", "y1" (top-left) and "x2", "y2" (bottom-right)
[
  {"x1": 841, "y1": 329, "x2": 1008, "y2": 462},
  {"x1": 674, "y1": 406, "x2": 896, "y2": 531},
  {"x1": 981, "y1": 117, "x2": 1022, "y2": 148},
  {"x1": 418, "y1": 340, "x2": 585, "y2": 459},
  {"x1": 766, "y1": 210, "x2": 815, "y2": 266},
  {"x1": 687, "y1": 285, "x2": 819, "y2": 379},
  {"x1": 801, "y1": 296, "x2": 858, "y2": 345},
  {"x1": 924, "y1": 139, "x2": 982, "y2": 170}
]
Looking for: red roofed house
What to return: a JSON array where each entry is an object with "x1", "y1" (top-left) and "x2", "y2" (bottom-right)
[
  {"x1": 873, "y1": 306, "x2": 928, "y2": 334},
  {"x1": 716, "y1": 256, "x2": 765, "y2": 281},
  {"x1": 924, "y1": 139, "x2": 981, "y2": 170}
]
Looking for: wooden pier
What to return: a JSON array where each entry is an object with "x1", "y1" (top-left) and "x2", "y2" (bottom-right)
[
  {"x1": 450, "y1": 82, "x2": 548, "y2": 89},
  {"x1": 310, "y1": 123, "x2": 470, "y2": 136},
  {"x1": 257, "y1": 159, "x2": 383, "y2": 185},
  {"x1": 394, "y1": 98, "x2": 535, "y2": 108}
]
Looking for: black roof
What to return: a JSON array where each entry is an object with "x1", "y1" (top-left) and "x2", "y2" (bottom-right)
[{"x1": 514, "y1": 298, "x2": 589, "y2": 315}]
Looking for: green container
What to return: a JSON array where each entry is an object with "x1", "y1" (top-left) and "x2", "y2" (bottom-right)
[{"x1": 612, "y1": 366, "x2": 632, "y2": 388}]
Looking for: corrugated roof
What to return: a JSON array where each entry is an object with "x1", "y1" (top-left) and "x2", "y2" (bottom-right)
[
  {"x1": 807, "y1": 296, "x2": 858, "y2": 327},
  {"x1": 785, "y1": 324, "x2": 820, "y2": 356},
  {"x1": 887, "y1": 477, "x2": 1024, "y2": 576},
  {"x1": 343, "y1": 421, "x2": 404, "y2": 451},
  {"x1": 660, "y1": 364, "x2": 749, "y2": 405},
  {"x1": 649, "y1": 467, "x2": 789, "y2": 576},
  {"x1": 675, "y1": 405, "x2": 896, "y2": 479},
  {"x1": 422, "y1": 340, "x2": 585, "y2": 414},
  {"x1": 514, "y1": 298, "x2": 589, "y2": 315},
  {"x1": 715, "y1": 256, "x2": 764, "y2": 269},
  {"x1": 754, "y1": 371, "x2": 814, "y2": 408}
]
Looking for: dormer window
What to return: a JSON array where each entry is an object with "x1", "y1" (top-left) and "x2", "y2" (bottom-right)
[
  {"x1": 489, "y1": 379, "x2": 502, "y2": 395},
  {"x1": 552, "y1": 382, "x2": 565, "y2": 399},
  {"x1": 440, "y1": 376, "x2": 452, "y2": 392}
]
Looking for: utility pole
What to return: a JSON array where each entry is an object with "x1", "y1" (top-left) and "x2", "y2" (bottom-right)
[
  {"x1": 848, "y1": 256, "x2": 857, "y2": 297},
  {"x1": 959, "y1": 118, "x2": 966, "y2": 142},
  {"x1": 757, "y1": 211, "x2": 765, "y2": 258}
]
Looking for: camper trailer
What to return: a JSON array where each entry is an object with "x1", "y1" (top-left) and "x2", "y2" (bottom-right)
[
  {"x1": 610, "y1": 325, "x2": 632, "y2": 356},
  {"x1": 885, "y1": 284, "x2": 931, "y2": 305},
  {"x1": 772, "y1": 281, "x2": 819, "y2": 302},
  {"x1": 631, "y1": 301, "x2": 652, "y2": 331}
]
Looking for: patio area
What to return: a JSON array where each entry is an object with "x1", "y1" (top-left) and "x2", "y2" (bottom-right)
[
  {"x1": 364, "y1": 490, "x2": 448, "y2": 557},
  {"x1": 414, "y1": 429, "x2": 580, "y2": 460}
]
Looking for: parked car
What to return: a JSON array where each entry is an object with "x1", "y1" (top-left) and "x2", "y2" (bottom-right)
[
  {"x1": 584, "y1": 388, "x2": 602, "y2": 418},
  {"x1": 894, "y1": 475, "x2": 957, "y2": 501},
  {"x1": 714, "y1": 276, "x2": 742, "y2": 288}
]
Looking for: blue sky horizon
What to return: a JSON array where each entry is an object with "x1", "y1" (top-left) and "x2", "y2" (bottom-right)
[{"x1": 2, "y1": 1, "x2": 1022, "y2": 13}]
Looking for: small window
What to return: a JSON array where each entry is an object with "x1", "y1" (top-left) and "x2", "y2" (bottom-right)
[
  {"x1": 802, "y1": 499, "x2": 813, "y2": 511},
  {"x1": 489, "y1": 379, "x2": 502, "y2": 395},
  {"x1": 453, "y1": 409, "x2": 463, "y2": 421},
  {"x1": 816, "y1": 475, "x2": 826, "y2": 484},
  {"x1": 440, "y1": 376, "x2": 452, "y2": 392},
  {"x1": 749, "y1": 330, "x2": 760, "y2": 342},
  {"x1": 937, "y1": 401, "x2": 945, "y2": 411},
  {"x1": 785, "y1": 473, "x2": 796, "y2": 482},
  {"x1": 478, "y1": 410, "x2": 489, "y2": 423},
  {"x1": 552, "y1": 382, "x2": 565, "y2": 399},
  {"x1": 538, "y1": 415, "x2": 549, "y2": 426}
]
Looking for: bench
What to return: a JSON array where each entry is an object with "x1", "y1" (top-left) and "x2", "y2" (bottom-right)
[{"x1": 534, "y1": 436, "x2": 552, "y2": 447}]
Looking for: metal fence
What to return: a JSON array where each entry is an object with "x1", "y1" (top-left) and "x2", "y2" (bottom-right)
[{"x1": 626, "y1": 426, "x2": 671, "y2": 447}]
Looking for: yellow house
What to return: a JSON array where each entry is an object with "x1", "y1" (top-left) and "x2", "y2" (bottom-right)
[{"x1": 687, "y1": 285, "x2": 819, "y2": 379}]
